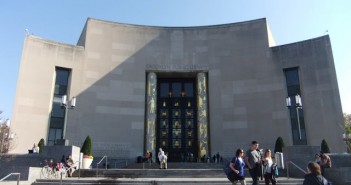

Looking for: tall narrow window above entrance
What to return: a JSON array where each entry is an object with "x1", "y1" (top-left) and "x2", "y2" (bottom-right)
[
  {"x1": 284, "y1": 68, "x2": 307, "y2": 145},
  {"x1": 48, "y1": 67, "x2": 71, "y2": 146}
]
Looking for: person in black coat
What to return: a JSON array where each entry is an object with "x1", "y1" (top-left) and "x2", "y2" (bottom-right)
[{"x1": 303, "y1": 162, "x2": 329, "y2": 185}]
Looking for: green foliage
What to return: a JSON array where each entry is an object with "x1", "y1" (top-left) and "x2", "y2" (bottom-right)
[
  {"x1": 343, "y1": 113, "x2": 351, "y2": 153},
  {"x1": 321, "y1": 139, "x2": 330, "y2": 153},
  {"x1": 274, "y1": 136, "x2": 285, "y2": 153},
  {"x1": 38, "y1": 138, "x2": 45, "y2": 154},
  {"x1": 81, "y1": 136, "x2": 92, "y2": 156},
  {"x1": 345, "y1": 113, "x2": 351, "y2": 134}
]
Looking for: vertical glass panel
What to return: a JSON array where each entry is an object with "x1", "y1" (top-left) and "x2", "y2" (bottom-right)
[
  {"x1": 49, "y1": 129, "x2": 56, "y2": 140},
  {"x1": 49, "y1": 67, "x2": 70, "y2": 142},
  {"x1": 160, "y1": 83, "x2": 169, "y2": 98},
  {"x1": 284, "y1": 68, "x2": 306, "y2": 145},
  {"x1": 55, "y1": 129, "x2": 62, "y2": 140},
  {"x1": 172, "y1": 83, "x2": 181, "y2": 97},
  {"x1": 184, "y1": 83, "x2": 194, "y2": 97},
  {"x1": 55, "y1": 68, "x2": 70, "y2": 95},
  {"x1": 285, "y1": 69, "x2": 300, "y2": 86},
  {"x1": 51, "y1": 102, "x2": 65, "y2": 118}
]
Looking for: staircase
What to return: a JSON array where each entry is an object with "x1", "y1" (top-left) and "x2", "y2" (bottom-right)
[{"x1": 31, "y1": 162, "x2": 304, "y2": 185}]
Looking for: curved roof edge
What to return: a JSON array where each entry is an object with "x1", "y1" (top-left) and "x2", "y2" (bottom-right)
[{"x1": 86, "y1": 17, "x2": 267, "y2": 29}]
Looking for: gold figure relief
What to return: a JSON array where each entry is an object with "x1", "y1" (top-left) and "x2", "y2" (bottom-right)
[
  {"x1": 162, "y1": 141, "x2": 166, "y2": 146},
  {"x1": 188, "y1": 131, "x2": 192, "y2": 137},
  {"x1": 174, "y1": 120, "x2": 179, "y2": 127},
  {"x1": 168, "y1": 91, "x2": 172, "y2": 97},
  {"x1": 188, "y1": 141, "x2": 192, "y2": 146},
  {"x1": 162, "y1": 131, "x2": 167, "y2": 137},
  {"x1": 188, "y1": 101, "x2": 191, "y2": 107},
  {"x1": 175, "y1": 140, "x2": 180, "y2": 147},
  {"x1": 174, "y1": 101, "x2": 179, "y2": 107},
  {"x1": 163, "y1": 120, "x2": 166, "y2": 126},
  {"x1": 186, "y1": 111, "x2": 192, "y2": 117},
  {"x1": 181, "y1": 91, "x2": 186, "y2": 97},
  {"x1": 175, "y1": 130, "x2": 179, "y2": 137},
  {"x1": 150, "y1": 97, "x2": 155, "y2": 114},
  {"x1": 162, "y1": 111, "x2": 167, "y2": 116},
  {"x1": 163, "y1": 100, "x2": 166, "y2": 107},
  {"x1": 175, "y1": 111, "x2": 179, "y2": 116}
]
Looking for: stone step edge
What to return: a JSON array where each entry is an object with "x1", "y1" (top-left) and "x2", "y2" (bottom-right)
[{"x1": 36, "y1": 177, "x2": 304, "y2": 183}]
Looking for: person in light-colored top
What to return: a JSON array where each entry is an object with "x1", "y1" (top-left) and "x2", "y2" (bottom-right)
[
  {"x1": 32, "y1": 144, "x2": 39, "y2": 153},
  {"x1": 262, "y1": 149, "x2": 276, "y2": 185},
  {"x1": 245, "y1": 141, "x2": 261, "y2": 185},
  {"x1": 158, "y1": 148, "x2": 168, "y2": 169}
]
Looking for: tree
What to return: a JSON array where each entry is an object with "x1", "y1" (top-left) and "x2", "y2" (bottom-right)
[
  {"x1": 274, "y1": 136, "x2": 285, "y2": 153},
  {"x1": 0, "y1": 111, "x2": 14, "y2": 153},
  {"x1": 321, "y1": 139, "x2": 330, "y2": 153},
  {"x1": 81, "y1": 136, "x2": 92, "y2": 156},
  {"x1": 38, "y1": 138, "x2": 45, "y2": 153}
]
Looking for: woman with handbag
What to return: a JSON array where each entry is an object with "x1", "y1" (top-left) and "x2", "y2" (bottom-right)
[
  {"x1": 228, "y1": 149, "x2": 246, "y2": 185},
  {"x1": 262, "y1": 149, "x2": 277, "y2": 185}
]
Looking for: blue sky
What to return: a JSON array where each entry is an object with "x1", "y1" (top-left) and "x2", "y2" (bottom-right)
[{"x1": 0, "y1": 0, "x2": 350, "y2": 120}]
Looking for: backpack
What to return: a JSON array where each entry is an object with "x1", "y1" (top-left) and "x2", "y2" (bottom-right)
[{"x1": 223, "y1": 157, "x2": 237, "y2": 176}]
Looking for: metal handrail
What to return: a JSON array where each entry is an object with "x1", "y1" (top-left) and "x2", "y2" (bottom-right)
[
  {"x1": 286, "y1": 161, "x2": 307, "y2": 178},
  {"x1": 0, "y1": 173, "x2": 21, "y2": 185},
  {"x1": 114, "y1": 159, "x2": 128, "y2": 168},
  {"x1": 96, "y1": 156, "x2": 108, "y2": 177}
]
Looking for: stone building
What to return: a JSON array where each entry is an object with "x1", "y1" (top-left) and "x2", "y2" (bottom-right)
[{"x1": 10, "y1": 18, "x2": 345, "y2": 161}]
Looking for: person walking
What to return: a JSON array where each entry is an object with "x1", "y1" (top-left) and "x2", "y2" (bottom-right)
[
  {"x1": 319, "y1": 152, "x2": 332, "y2": 176},
  {"x1": 245, "y1": 141, "x2": 261, "y2": 185},
  {"x1": 228, "y1": 149, "x2": 247, "y2": 185},
  {"x1": 303, "y1": 162, "x2": 329, "y2": 185},
  {"x1": 158, "y1": 148, "x2": 168, "y2": 169},
  {"x1": 262, "y1": 149, "x2": 276, "y2": 185}
]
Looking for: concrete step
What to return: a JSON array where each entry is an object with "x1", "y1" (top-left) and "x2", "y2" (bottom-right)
[{"x1": 32, "y1": 177, "x2": 304, "y2": 185}]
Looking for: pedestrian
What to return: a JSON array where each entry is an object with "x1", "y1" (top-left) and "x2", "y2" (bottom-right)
[
  {"x1": 303, "y1": 162, "x2": 329, "y2": 185},
  {"x1": 32, "y1": 143, "x2": 40, "y2": 153},
  {"x1": 262, "y1": 149, "x2": 277, "y2": 185},
  {"x1": 227, "y1": 149, "x2": 247, "y2": 185},
  {"x1": 319, "y1": 152, "x2": 331, "y2": 176},
  {"x1": 245, "y1": 141, "x2": 261, "y2": 185},
  {"x1": 158, "y1": 148, "x2": 167, "y2": 169}
]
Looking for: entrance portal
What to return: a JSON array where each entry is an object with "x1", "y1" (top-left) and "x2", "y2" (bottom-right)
[{"x1": 156, "y1": 78, "x2": 198, "y2": 162}]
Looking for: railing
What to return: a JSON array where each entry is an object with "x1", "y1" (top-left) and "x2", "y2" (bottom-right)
[
  {"x1": 0, "y1": 173, "x2": 21, "y2": 185},
  {"x1": 286, "y1": 161, "x2": 307, "y2": 178},
  {"x1": 96, "y1": 156, "x2": 108, "y2": 177},
  {"x1": 114, "y1": 159, "x2": 128, "y2": 168}
]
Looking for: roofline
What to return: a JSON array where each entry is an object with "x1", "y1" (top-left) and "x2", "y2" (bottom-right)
[{"x1": 86, "y1": 17, "x2": 267, "y2": 29}]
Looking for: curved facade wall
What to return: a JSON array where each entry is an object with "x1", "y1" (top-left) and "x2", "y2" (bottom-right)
[{"x1": 10, "y1": 18, "x2": 345, "y2": 159}]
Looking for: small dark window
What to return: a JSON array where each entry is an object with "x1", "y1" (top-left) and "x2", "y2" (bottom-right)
[
  {"x1": 172, "y1": 83, "x2": 181, "y2": 97},
  {"x1": 160, "y1": 83, "x2": 169, "y2": 98},
  {"x1": 184, "y1": 83, "x2": 194, "y2": 97}
]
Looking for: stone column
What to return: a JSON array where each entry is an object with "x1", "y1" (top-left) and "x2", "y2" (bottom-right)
[
  {"x1": 197, "y1": 72, "x2": 209, "y2": 159},
  {"x1": 145, "y1": 72, "x2": 157, "y2": 160}
]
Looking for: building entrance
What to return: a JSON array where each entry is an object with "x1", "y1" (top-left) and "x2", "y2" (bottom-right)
[{"x1": 156, "y1": 78, "x2": 198, "y2": 162}]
